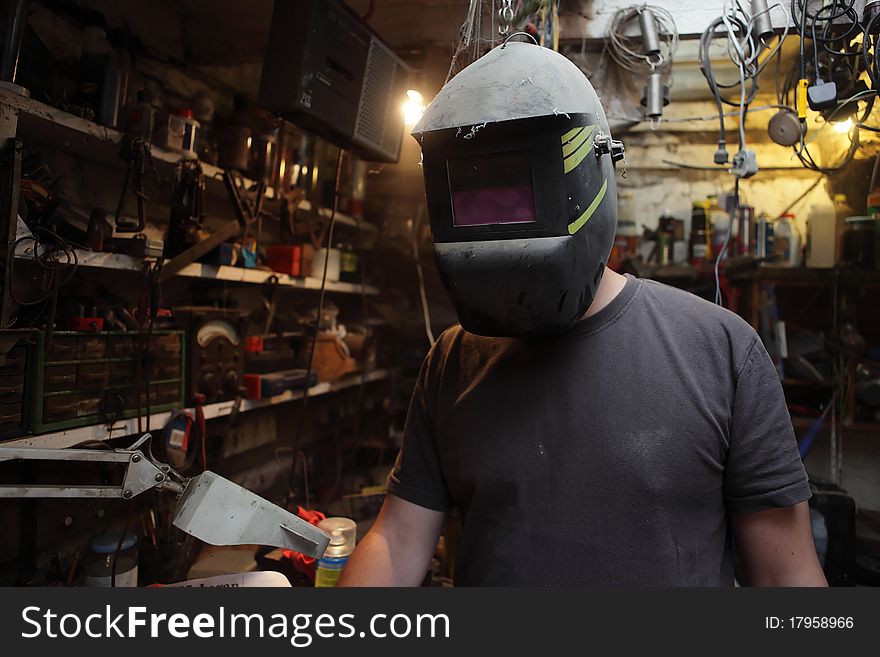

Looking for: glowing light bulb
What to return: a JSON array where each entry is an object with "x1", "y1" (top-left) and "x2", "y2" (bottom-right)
[
  {"x1": 403, "y1": 89, "x2": 426, "y2": 127},
  {"x1": 834, "y1": 118, "x2": 853, "y2": 133}
]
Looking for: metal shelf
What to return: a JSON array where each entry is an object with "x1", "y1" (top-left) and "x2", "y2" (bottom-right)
[
  {"x1": 14, "y1": 246, "x2": 380, "y2": 295},
  {"x1": 3, "y1": 368, "x2": 394, "y2": 450},
  {"x1": 0, "y1": 89, "x2": 376, "y2": 233}
]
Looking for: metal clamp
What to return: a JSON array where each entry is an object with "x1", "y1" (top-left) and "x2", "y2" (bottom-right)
[{"x1": 594, "y1": 131, "x2": 626, "y2": 164}]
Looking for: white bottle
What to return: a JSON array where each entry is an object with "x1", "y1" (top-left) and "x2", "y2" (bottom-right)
[
  {"x1": 806, "y1": 197, "x2": 836, "y2": 268},
  {"x1": 774, "y1": 213, "x2": 802, "y2": 267}
]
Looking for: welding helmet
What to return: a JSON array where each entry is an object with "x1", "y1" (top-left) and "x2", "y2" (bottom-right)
[{"x1": 412, "y1": 42, "x2": 625, "y2": 338}]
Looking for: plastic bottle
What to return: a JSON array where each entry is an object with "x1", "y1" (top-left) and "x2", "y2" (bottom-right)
[
  {"x1": 774, "y1": 213, "x2": 802, "y2": 266},
  {"x1": 125, "y1": 90, "x2": 154, "y2": 140},
  {"x1": 806, "y1": 196, "x2": 836, "y2": 268},
  {"x1": 689, "y1": 200, "x2": 711, "y2": 263},
  {"x1": 315, "y1": 517, "x2": 357, "y2": 587},
  {"x1": 754, "y1": 212, "x2": 774, "y2": 260}
]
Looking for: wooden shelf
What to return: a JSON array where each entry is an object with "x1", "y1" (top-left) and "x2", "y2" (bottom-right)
[
  {"x1": 0, "y1": 89, "x2": 376, "y2": 233},
  {"x1": 2, "y1": 368, "x2": 394, "y2": 450}
]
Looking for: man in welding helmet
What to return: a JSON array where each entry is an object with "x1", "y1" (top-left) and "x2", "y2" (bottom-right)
[{"x1": 340, "y1": 42, "x2": 826, "y2": 586}]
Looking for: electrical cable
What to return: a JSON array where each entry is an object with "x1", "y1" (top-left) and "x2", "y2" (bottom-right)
[
  {"x1": 285, "y1": 148, "x2": 345, "y2": 508},
  {"x1": 607, "y1": 103, "x2": 792, "y2": 124},
  {"x1": 714, "y1": 177, "x2": 739, "y2": 307},
  {"x1": 412, "y1": 207, "x2": 436, "y2": 347},
  {"x1": 110, "y1": 500, "x2": 135, "y2": 588},
  {"x1": 9, "y1": 226, "x2": 78, "y2": 307},
  {"x1": 699, "y1": 0, "x2": 790, "y2": 160},
  {"x1": 865, "y1": 11, "x2": 880, "y2": 89},
  {"x1": 606, "y1": 5, "x2": 679, "y2": 74},
  {"x1": 778, "y1": 52, "x2": 867, "y2": 174}
]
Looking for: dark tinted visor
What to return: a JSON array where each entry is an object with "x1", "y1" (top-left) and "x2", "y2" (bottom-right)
[{"x1": 447, "y1": 150, "x2": 536, "y2": 227}]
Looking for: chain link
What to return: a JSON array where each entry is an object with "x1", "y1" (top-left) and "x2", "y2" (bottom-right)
[{"x1": 499, "y1": 0, "x2": 514, "y2": 36}]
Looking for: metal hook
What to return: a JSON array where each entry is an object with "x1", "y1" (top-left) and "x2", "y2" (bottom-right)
[{"x1": 500, "y1": 31, "x2": 539, "y2": 48}]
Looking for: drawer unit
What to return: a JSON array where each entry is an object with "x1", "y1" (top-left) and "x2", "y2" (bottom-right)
[
  {"x1": 76, "y1": 363, "x2": 111, "y2": 391},
  {"x1": 0, "y1": 330, "x2": 35, "y2": 441},
  {"x1": 108, "y1": 335, "x2": 137, "y2": 358},
  {"x1": 76, "y1": 334, "x2": 107, "y2": 359},
  {"x1": 44, "y1": 335, "x2": 76, "y2": 362},
  {"x1": 44, "y1": 365, "x2": 77, "y2": 391},
  {"x1": 30, "y1": 330, "x2": 186, "y2": 434}
]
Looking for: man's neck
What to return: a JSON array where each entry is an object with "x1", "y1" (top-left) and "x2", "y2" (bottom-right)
[{"x1": 583, "y1": 268, "x2": 627, "y2": 319}]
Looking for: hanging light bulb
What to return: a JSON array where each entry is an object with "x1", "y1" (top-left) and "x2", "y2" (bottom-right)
[
  {"x1": 833, "y1": 118, "x2": 853, "y2": 133},
  {"x1": 403, "y1": 90, "x2": 426, "y2": 127}
]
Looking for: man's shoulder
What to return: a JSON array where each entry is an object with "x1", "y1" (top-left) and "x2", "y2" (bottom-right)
[{"x1": 638, "y1": 277, "x2": 756, "y2": 340}]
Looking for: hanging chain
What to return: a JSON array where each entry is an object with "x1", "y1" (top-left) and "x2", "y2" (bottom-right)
[{"x1": 499, "y1": 0, "x2": 514, "y2": 36}]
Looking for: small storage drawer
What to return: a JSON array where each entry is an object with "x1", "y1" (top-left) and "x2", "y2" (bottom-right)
[
  {"x1": 150, "y1": 359, "x2": 181, "y2": 380},
  {"x1": 109, "y1": 360, "x2": 137, "y2": 385},
  {"x1": 108, "y1": 335, "x2": 137, "y2": 358},
  {"x1": 0, "y1": 345, "x2": 27, "y2": 375},
  {"x1": 77, "y1": 362, "x2": 110, "y2": 391},
  {"x1": 154, "y1": 382, "x2": 181, "y2": 406},
  {"x1": 76, "y1": 394, "x2": 103, "y2": 418},
  {"x1": 76, "y1": 335, "x2": 107, "y2": 359},
  {"x1": 44, "y1": 365, "x2": 77, "y2": 392},
  {"x1": 149, "y1": 334, "x2": 182, "y2": 358},
  {"x1": 0, "y1": 375, "x2": 24, "y2": 402},
  {"x1": 0, "y1": 402, "x2": 22, "y2": 432},
  {"x1": 44, "y1": 336, "x2": 76, "y2": 362},
  {"x1": 43, "y1": 394, "x2": 77, "y2": 424}
]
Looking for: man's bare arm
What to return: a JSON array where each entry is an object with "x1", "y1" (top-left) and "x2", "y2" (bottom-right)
[
  {"x1": 731, "y1": 501, "x2": 828, "y2": 586},
  {"x1": 337, "y1": 494, "x2": 445, "y2": 587}
]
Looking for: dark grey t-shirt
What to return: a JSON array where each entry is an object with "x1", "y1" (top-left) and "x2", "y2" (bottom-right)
[{"x1": 388, "y1": 274, "x2": 810, "y2": 586}]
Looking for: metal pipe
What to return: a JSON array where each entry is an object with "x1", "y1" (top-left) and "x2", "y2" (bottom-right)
[
  {"x1": 641, "y1": 72, "x2": 667, "y2": 119},
  {"x1": 0, "y1": 0, "x2": 29, "y2": 83},
  {"x1": 751, "y1": 0, "x2": 774, "y2": 43},
  {"x1": 638, "y1": 8, "x2": 661, "y2": 57}
]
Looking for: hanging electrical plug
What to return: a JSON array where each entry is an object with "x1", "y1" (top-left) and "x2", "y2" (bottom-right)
[
  {"x1": 807, "y1": 78, "x2": 839, "y2": 111},
  {"x1": 714, "y1": 141, "x2": 729, "y2": 165}
]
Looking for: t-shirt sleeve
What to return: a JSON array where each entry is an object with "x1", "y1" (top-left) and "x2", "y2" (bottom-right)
[
  {"x1": 724, "y1": 337, "x2": 811, "y2": 513},
  {"x1": 386, "y1": 354, "x2": 454, "y2": 512}
]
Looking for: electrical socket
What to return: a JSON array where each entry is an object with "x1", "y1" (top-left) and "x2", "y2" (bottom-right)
[{"x1": 731, "y1": 150, "x2": 758, "y2": 178}]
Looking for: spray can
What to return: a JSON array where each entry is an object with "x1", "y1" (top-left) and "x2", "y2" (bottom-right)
[{"x1": 314, "y1": 517, "x2": 357, "y2": 587}]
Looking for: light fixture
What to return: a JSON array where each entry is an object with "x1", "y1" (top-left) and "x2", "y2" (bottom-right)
[
  {"x1": 834, "y1": 118, "x2": 853, "y2": 133},
  {"x1": 403, "y1": 89, "x2": 426, "y2": 127}
]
